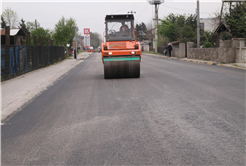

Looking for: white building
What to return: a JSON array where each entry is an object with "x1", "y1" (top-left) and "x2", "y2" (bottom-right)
[{"x1": 200, "y1": 18, "x2": 219, "y2": 32}]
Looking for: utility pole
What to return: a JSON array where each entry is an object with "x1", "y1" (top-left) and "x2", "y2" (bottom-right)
[
  {"x1": 155, "y1": 3, "x2": 158, "y2": 53},
  {"x1": 35, "y1": 19, "x2": 37, "y2": 30},
  {"x1": 197, "y1": 0, "x2": 200, "y2": 48},
  {"x1": 73, "y1": 27, "x2": 78, "y2": 61},
  {"x1": 148, "y1": 0, "x2": 163, "y2": 53},
  {"x1": 219, "y1": 1, "x2": 224, "y2": 24}
]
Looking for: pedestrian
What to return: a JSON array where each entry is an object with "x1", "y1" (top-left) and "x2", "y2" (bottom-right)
[
  {"x1": 163, "y1": 49, "x2": 167, "y2": 56},
  {"x1": 74, "y1": 49, "x2": 77, "y2": 59},
  {"x1": 166, "y1": 43, "x2": 173, "y2": 57}
]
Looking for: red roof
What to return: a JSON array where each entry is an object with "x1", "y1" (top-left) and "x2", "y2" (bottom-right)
[{"x1": 1, "y1": 29, "x2": 5, "y2": 35}]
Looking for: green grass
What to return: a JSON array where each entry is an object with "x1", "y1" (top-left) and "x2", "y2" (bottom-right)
[{"x1": 232, "y1": 64, "x2": 246, "y2": 68}]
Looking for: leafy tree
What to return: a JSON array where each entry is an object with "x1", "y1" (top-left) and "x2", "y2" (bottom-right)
[
  {"x1": 200, "y1": 31, "x2": 217, "y2": 47},
  {"x1": 90, "y1": 32, "x2": 102, "y2": 48},
  {"x1": 225, "y1": 2, "x2": 246, "y2": 38},
  {"x1": 26, "y1": 21, "x2": 40, "y2": 32},
  {"x1": 1, "y1": 8, "x2": 19, "y2": 28},
  {"x1": 157, "y1": 19, "x2": 177, "y2": 43},
  {"x1": 157, "y1": 13, "x2": 197, "y2": 45},
  {"x1": 30, "y1": 27, "x2": 52, "y2": 45},
  {"x1": 1, "y1": 16, "x2": 6, "y2": 28},
  {"x1": 18, "y1": 19, "x2": 28, "y2": 34},
  {"x1": 52, "y1": 16, "x2": 77, "y2": 47},
  {"x1": 180, "y1": 24, "x2": 196, "y2": 43},
  {"x1": 136, "y1": 22, "x2": 147, "y2": 41}
]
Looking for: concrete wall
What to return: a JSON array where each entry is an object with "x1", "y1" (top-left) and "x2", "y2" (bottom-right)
[
  {"x1": 186, "y1": 39, "x2": 245, "y2": 63},
  {"x1": 179, "y1": 43, "x2": 186, "y2": 58},
  {"x1": 236, "y1": 39, "x2": 246, "y2": 63},
  {"x1": 141, "y1": 45, "x2": 149, "y2": 52},
  {"x1": 172, "y1": 47, "x2": 179, "y2": 57}
]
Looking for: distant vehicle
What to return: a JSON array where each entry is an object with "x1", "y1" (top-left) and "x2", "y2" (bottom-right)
[
  {"x1": 94, "y1": 48, "x2": 101, "y2": 53},
  {"x1": 87, "y1": 47, "x2": 94, "y2": 52}
]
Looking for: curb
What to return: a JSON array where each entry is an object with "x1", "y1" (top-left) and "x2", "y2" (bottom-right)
[
  {"x1": 217, "y1": 64, "x2": 246, "y2": 70},
  {"x1": 181, "y1": 59, "x2": 216, "y2": 65},
  {"x1": 143, "y1": 53, "x2": 246, "y2": 70}
]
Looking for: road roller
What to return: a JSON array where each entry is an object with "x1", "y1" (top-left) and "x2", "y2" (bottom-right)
[{"x1": 101, "y1": 14, "x2": 141, "y2": 79}]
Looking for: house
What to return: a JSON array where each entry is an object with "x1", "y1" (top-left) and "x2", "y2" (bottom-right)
[
  {"x1": 214, "y1": 21, "x2": 232, "y2": 46},
  {"x1": 1, "y1": 28, "x2": 26, "y2": 45},
  {"x1": 200, "y1": 18, "x2": 219, "y2": 32}
]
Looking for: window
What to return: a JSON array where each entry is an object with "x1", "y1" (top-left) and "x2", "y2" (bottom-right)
[
  {"x1": 200, "y1": 23, "x2": 205, "y2": 31},
  {"x1": 106, "y1": 20, "x2": 135, "y2": 41}
]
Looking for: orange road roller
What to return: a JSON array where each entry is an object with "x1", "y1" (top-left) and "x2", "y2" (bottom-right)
[{"x1": 101, "y1": 14, "x2": 141, "y2": 79}]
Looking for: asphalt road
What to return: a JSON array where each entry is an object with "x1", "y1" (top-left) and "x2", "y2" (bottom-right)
[{"x1": 2, "y1": 53, "x2": 245, "y2": 165}]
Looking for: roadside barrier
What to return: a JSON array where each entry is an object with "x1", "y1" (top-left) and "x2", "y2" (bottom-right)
[{"x1": 1, "y1": 45, "x2": 65, "y2": 81}]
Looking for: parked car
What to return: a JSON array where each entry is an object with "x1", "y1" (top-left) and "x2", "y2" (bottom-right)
[{"x1": 94, "y1": 48, "x2": 101, "y2": 53}]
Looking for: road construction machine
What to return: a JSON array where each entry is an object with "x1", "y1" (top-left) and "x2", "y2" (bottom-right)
[{"x1": 101, "y1": 14, "x2": 141, "y2": 79}]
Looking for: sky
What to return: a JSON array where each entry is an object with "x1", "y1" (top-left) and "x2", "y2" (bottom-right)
[{"x1": 1, "y1": 0, "x2": 222, "y2": 38}]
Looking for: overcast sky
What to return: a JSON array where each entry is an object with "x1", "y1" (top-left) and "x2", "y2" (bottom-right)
[{"x1": 2, "y1": 0, "x2": 222, "y2": 37}]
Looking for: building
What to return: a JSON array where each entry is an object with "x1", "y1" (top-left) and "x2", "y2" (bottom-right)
[
  {"x1": 1, "y1": 28, "x2": 26, "y2": 45},
  {"x1": 200, "y1": 18, "x2": 219, "y2": 32}
]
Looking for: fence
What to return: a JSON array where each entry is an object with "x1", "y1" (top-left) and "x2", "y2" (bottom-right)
[{"x1": 1, "y1": 45, "x2": 65, "y2": 81}]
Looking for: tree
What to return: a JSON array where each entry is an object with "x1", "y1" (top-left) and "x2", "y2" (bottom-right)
[
  {"x1": 52, "y1": 16, "x2": 77, "y2": 47},
  {"x1": 90, "y1": 32, "x2": 102, "y2": 48},
  {"x1": 157, "y1": 19, "x2": 177, "y2": 43},
  {"x1": 200, "y1": 31, "x2": 217, "y2": 47},
  {"x1": 136, "y1": 22, "x2": 147, "y2": 41},
  {"x1": 26, "y1": 21, "x2": 40, "y2": 32},
  {"x1": 1, "y1": 16, "x2": 6, "y2": 28},
  {"x1": 225, "y1": 2, "x2": 246, "y2": 38},
  {"x1": 1, "y1": 8, "x2": 19, "y2": 28},
  {"x1": 19, "y1": 19, "x2": 28, "y2": 34},
  {"x1": 180, "y1": 24, "x2": 196, "y2": 43},
  {"x1": 157, "y1": 13, "x2": 197, "y2": 45},
  {"x1": 30, "y1": 27, "x2": 52, "y2": 45}
]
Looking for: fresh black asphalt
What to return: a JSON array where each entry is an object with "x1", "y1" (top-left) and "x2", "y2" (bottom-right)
[{"x1": 2, "y1": 53, "x2": 245, "y2": 165}]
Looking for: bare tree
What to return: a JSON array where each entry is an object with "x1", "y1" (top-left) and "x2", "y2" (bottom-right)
[
  {"x1": 26, "y1": 21, "x2": 40, "y2": 32},
  {"x1": 1, "y1": 7, "x2": 19, "y2": 28},
  {"x1": 146, "y1": 19, "x2": 154, "y2": 31}
]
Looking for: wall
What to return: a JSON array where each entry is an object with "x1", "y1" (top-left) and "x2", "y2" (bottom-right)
[
  {"x1": 172, "y1": 47, "x2": 179, "y2": 57},
  {"x1": 236, "y1": 39, "x2": 246, "y2": 63},
  {"x1": 186, "y1": 39, "x2": 246, "y2": 64},
  {"x1": 141, "y1": 45, "x2": 149, "y2": 52}
]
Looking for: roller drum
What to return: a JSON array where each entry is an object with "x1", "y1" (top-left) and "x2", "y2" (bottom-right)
[{"x1": 104, "y1": 60, "x2": 140, "y2": 79}]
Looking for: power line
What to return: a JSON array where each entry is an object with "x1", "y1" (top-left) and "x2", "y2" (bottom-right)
[
  {"x1": 136, "y1": 2, "x2": 150, "y2": 22},
  {"x1": 160, "y1": 4, "x2": 211, "y2": 14},
  {"x1": 77, "y1": 2, "x2": 139, "y2": 22}
]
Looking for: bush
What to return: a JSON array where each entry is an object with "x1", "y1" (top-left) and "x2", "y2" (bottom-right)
[
  {"x1": 221, "y1": 32, "x2": 232, "y2": 41},
  {"x1": 203, "y1": 41, "x2": 212, "y2": 48}
]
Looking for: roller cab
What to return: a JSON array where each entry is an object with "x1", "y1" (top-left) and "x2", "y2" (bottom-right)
[{"x1": 102, "y1": 14, "x2": 141, "y2": 79}]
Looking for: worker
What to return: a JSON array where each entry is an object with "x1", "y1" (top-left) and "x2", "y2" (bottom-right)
[{"x1": 120, "y1": 21, "x2": 129, "y2": 32}]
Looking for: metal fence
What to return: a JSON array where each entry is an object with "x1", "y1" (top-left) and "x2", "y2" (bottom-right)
[{"x1": 1, "y1": 45, "x2": 65, "y2": 81}]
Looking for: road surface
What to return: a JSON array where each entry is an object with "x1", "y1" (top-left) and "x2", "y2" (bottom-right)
[{"x1": 2, "y1": 53, "x2": 245, "y2": 165}]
